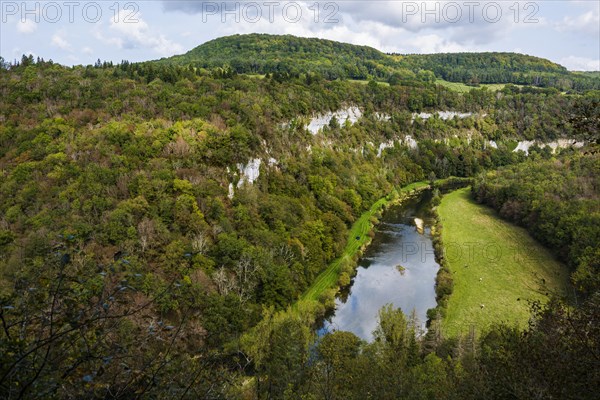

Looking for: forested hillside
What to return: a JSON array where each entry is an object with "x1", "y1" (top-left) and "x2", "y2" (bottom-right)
[
  {"x1": 158, "y1": 34, "x2": 600, "y2": 91},
  {"x1": 393, "y1": 52, "x2": 598, "y2": 90},
  {"x1": 0, "y1": 35, "x2": 599, "y2": 398},
  {"x1": 159, "y1": 33, "x2": 396, "y2": 80}
]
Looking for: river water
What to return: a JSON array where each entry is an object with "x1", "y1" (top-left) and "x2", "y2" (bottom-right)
[{"x1": 319, "y1": 190, "x2": 440, "y2": 341}]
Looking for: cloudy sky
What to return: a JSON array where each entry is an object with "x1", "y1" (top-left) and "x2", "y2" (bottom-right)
[{"x1": 1, "y1": 0, "x2": 599, "y2": 70}]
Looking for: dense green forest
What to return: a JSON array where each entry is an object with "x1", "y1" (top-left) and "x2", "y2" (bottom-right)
[
  {"x1": 158, "y1": 34, "x2": 600, "y2": 91},
  {"x1": 393, "y1": 52, "x2": 599, "y2": 90},
  {"x1": 0, "y1": 34, "x2": 599, "y2": 398},
  {"x1": 159, "y1": 33, "x2": 396, "y2": 81}
]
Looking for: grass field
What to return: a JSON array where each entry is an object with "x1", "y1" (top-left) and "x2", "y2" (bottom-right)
[
  {"x1": 435, "y1": 79, "x2": 509, "y2": 93},
  {"x1": 438, "y1": 188, "x2": 571, "y2": 336},
  {"x1": 299, "y1": 181, "x2": 428, "y2": 303}
]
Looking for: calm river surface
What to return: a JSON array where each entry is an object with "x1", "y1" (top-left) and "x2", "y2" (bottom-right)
[{"x1": 319, "y1": 190, "x2": 440, "y2": 341}]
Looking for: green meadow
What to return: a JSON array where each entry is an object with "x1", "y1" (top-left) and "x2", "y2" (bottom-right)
[
  {"x1": 438, "y1": 188, "x2": 571, "y2": 336},
  {"x1": 435, "y1": 79, "x2": 509, "y2": 93}
]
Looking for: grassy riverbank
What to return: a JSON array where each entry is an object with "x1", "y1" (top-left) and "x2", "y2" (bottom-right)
[
  {"x1": 438, "y1": 188, "x2": 571, "y2": 336},
  {"x1": 299, "y1": 181, "x2": 429, "y2": 303}
]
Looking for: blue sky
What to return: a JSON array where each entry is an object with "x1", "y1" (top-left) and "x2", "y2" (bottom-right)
[{"x1": 1, "y1": 1, "x2": 599, "y2": 70}]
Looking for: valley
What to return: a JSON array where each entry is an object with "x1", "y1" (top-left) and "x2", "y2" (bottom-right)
[
  {"x1": 319, "y1": 188, "x2": 439, "y2": 340},
  {"x1": 0, "y1": 33, "x2": 598, "y2": 399}
]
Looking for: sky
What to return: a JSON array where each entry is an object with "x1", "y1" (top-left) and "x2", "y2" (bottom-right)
[{"x1": 1, "y1": 0, "x2": 599, "y2": 70}]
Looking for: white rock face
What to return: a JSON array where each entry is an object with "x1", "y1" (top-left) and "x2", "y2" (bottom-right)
[
  {"x1": 307, "y1": 106, "x2": 362, "y2": 134},
  {"x1": 375, "y1": 112, "x2": 391, "y2": 121},
  {"x1": 414, "y1": 112, "x2": 432, "y2": 120},
  {"x1": 231, "y1": 157, "x2": 277, "y2": 196},
  {"x1": 413, "y1": 111, "x2": 473, "y2": 121},
  {"x1": 237, "y1": 158, "x2": 262, "y2": 187},
  {"x1": 513, "y1": 139, "x2": 584, "y2": 155},
  {"x1": 545, "y1": 139, "x2": 584, "y2": 153},
  {"x1": 487, "y1": 140, "x2": 498, "y2": 149},
  {"x1": 404, "y1": 136, "x2": 418, "y2": 149},
  {"x1": 377, "y1": 140, "x2": 395, "y2": 157},
  {"x1": 513, "y1": 140, "x2": 536, "y2": 154},
  {"x1": 439, "y1": 111, "x2": 474, "y2": 120}
]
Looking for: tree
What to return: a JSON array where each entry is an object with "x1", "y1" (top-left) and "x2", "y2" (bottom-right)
[
  {"x1": 570, "y1": 92, "x2": 600, "y2": 142},
  {"x1": 241, "y1": 308, "x2": 314, "y2": 399},
  {"x1": 314, "y1": 331, "x2": 362, "y2": 400}
]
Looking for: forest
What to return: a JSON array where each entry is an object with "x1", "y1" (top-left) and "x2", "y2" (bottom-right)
[
  {"x1": 393, "y1": 52, "x2": 600, "y2": 90},
  {"x1": 158, "y1": 33, "x2": 600, "y2": 91},
  {"x1": 0, "y1": 34, "x2": 599, "y2": 398}
]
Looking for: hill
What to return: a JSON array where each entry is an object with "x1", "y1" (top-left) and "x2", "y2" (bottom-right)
[
  {"x1": 158, "y1": 33, "x2": 397, "y2": 80},
  {"x1": 395, "y1": 52, "x2": 572, "y2": 87},
  {"x1": 157, "y1": 33, "x2": 599, "y2": 91}
]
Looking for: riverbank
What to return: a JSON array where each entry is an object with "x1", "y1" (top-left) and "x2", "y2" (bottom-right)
[
  {"x1": 318, "y1": 188, "x2": 440, "y2": 339},
  {"x1": 437, "y1": 188, "x2": 571, "y2": 337},
  {"x1": 298, "y1": 181, "x2": 429, "y2": 306}
]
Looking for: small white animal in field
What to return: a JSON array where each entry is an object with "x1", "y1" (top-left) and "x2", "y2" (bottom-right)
[
  {"x1": 479, "y1": 277, "x2": 483, "y2": 282},
  {"x1": 480, "y1": 304, "x2": 485, "y2": 309}
]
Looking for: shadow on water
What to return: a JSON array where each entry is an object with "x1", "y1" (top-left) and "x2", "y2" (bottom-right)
[{"x1": 318, "y1": 190, "x2": 440, "y2": 341}]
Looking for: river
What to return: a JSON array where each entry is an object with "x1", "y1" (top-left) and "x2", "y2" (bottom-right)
[{"x1": 319, "y1": 190, "x2": 440, "y2": 341}]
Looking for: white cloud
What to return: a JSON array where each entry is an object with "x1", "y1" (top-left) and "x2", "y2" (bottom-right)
[
  {"x1": 96, "y1": 10, "x2": 184, "y2": 56},
  {"x1": 214, "y1": 10, "x2": 387, "y2": 51},
  {"x1": 82, "y1": 47, "x2": 94, "y2": 55},
  {"x1": 17, "y1": 19, "x2": 37, "y2": 34},
  {"x1": 343, "y1": 0, "x2": 519, "y2": 47},
  {"x1": 51, "y1": 31, "x2": 72, "y2": 51},
  {"x1": 556, "y1": 10, "x2": 600, "y2": 35},
  {"x1": 560, "y1": 56, "x2": 600, "y2": 71},
  {"x1": 93, "y1": 27, "x2": 123, "y2": 48},
  {"x1": 208, "y1": 4, "x2": 486, "y2": 56},
  {"x1": 409, "y1": 34, "x2": 472, "y2": 53},
  {"x1": 162, "y1": 0, "x2": 516, "y2": 53}
]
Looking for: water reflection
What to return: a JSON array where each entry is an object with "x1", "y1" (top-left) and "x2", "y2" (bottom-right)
[{"x1": 320, "y1": 191, "x2": 440, "y2": 341}]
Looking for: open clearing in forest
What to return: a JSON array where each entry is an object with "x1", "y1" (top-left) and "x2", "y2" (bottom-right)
[
  {"x1": 435, "y1": 79, "x2": 509, "y2": 93},
  {"x1": 438, "y1": 188, "x2": 571, "y2": 336}
]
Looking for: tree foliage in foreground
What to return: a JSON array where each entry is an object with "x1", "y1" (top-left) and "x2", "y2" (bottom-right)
[{"x1": 239, "y1": 296, "x2": 599, "y2": 399}]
